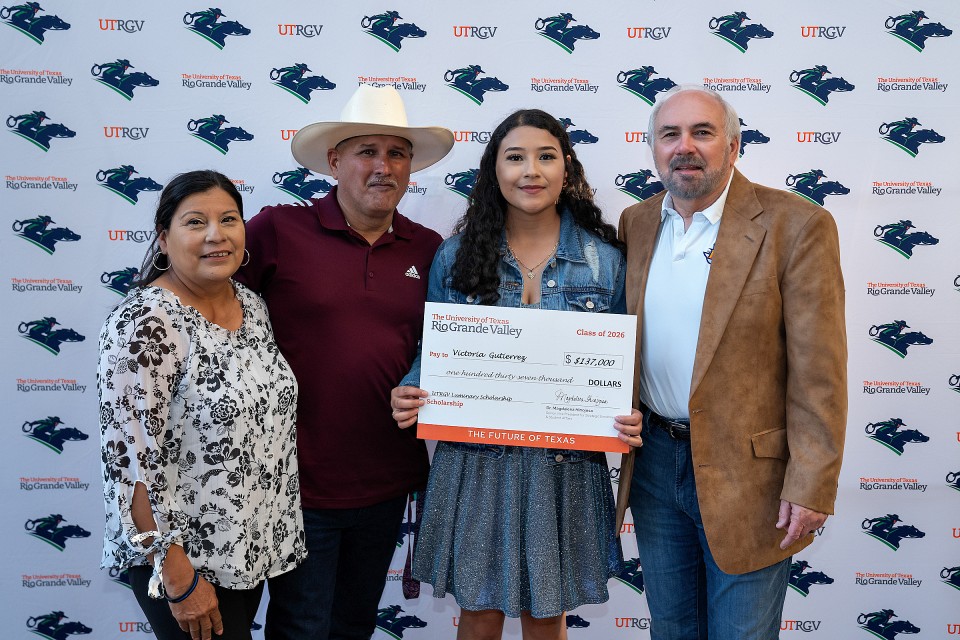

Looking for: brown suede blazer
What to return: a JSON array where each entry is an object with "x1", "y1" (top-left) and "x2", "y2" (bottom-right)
[{"x1": 615, "y1": 168, "x2": 847, "y2": 574}]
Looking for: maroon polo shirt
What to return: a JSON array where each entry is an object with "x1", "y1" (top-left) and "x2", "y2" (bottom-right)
[{"x1": 235, "y1": 187, "x2": 440, "y2": 509}]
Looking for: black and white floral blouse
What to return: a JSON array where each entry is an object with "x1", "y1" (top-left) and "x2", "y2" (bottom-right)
[{"x1": 98, "y1": 283, "x2": 305, "y2": 592}]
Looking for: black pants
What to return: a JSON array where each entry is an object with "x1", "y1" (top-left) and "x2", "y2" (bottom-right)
[
  {"x1": 264, "y1": 495, "x2": 408, "y2": 639},
  {"x1": 129, "y1": 566, "x2": 264, "y2": 640}
]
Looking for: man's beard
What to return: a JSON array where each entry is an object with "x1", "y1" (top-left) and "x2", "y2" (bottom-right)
[{"x1": 658, "y1": 154, "x2": 730, "y2": 202}]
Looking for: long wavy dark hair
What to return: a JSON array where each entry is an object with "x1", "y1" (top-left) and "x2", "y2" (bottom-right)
[
  {"x1": 135, "y1": 170, "x2": 243, "y2": 287},
  {"x1": 451, "y1": 109, "x2": 623, "y2": 304}
]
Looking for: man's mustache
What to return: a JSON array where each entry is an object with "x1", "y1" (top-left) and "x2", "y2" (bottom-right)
[
  {"x1": 367, "y1": 177, "x2": 399, "y2": 188},
  {"x1": 670, "y1": 155, "x2": 706, "y2": 170}
]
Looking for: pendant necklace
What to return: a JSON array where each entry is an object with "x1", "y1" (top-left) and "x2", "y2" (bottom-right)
[{"x1": 506, "y1": 237, "x2": 560, "y2": 279}]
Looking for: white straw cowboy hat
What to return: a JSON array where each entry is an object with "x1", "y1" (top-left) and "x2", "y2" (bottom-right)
[{"x1": 291, "y1": 84, "x2": 454, "y2": 175}]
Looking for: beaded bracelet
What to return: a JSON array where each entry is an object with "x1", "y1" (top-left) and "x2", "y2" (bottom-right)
[{"x1": 165, "y1": 569, "x2": 199, "y2": 603}]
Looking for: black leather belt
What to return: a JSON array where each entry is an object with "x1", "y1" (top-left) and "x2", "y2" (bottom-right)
[{"x1": 647, "y1": 409, "x2": 691, "y2": 440}]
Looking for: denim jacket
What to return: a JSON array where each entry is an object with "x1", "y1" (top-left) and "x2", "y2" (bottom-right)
[{"x1": 401, "y1": 209, "x2": 627, "y2": 462}]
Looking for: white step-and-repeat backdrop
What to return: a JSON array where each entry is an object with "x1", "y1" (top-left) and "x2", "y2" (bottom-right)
[{"x1": 2, "y1": 2, "x2": 958, "y2": 638}]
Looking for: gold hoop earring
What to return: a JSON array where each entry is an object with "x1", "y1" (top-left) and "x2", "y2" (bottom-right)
[
  {"x1": 241, "y1": 249, "x2": 250, "y2": 267},
  {"x1": 151, "y1": 252, "x2": 170, "y2": 271}
]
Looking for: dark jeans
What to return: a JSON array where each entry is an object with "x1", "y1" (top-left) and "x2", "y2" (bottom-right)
[
  {"x1": 129, "y1": 566, "x2": 264, "y2": 640},
  {"x1": 265, "y1": 495, "x2": 408, "y2": 640},
  {"x1": 628, "y1": 415, "x2": 790, "y2": 640}
]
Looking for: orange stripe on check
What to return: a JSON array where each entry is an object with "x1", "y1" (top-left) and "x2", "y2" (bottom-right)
[{"x1": 418, "y1": 423, "x2": 629, "y2": 453}]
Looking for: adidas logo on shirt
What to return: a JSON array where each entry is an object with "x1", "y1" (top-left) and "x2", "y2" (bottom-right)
[{"x1": 405, "y1": 266, "x2": 421, "y2": 279}]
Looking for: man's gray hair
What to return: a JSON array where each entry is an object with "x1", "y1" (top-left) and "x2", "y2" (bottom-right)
[{"x1": 647, "y1": 84, "x2": 741, "y2": 148}]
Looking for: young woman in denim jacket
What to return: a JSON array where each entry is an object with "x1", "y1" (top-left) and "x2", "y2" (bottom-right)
[{"x1": 391, "y1": 109, "x2": 643, "y2": 640}]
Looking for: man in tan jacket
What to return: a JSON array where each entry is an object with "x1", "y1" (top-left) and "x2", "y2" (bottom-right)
[{"x1": 616, "y1": 86, "x2": 847, "y2": 639}]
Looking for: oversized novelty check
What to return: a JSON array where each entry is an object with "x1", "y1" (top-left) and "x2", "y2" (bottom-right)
[{"x1": 417, "y1": 302, "x2": 636, "y2": 453}]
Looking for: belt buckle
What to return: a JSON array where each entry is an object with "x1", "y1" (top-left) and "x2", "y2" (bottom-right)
[
  {"x1": 658, "y1": 415, "x2": 689, "y2": 439},
  {"x1": 645, "y1": 409, "x2": 691, "y2": 440}
]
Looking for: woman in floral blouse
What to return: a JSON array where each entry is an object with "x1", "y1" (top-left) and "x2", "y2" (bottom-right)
[{"x1": 98, "y1": 170, "x2": 305, "y2": 640}]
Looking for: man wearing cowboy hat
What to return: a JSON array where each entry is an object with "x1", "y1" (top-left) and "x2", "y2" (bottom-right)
[{"x1": 236, "y1": 84, "x2": 453, "y2": 639}]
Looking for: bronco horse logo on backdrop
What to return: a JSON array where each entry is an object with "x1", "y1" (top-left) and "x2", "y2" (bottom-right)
[
  {"x1": 361, "y1": 11, "x2": 426, "y2": 51},
  {"x1": 709, "y1": 11, "x2": 774, "y2": 52},
  {"x1": 857, "y1": 610, "x2": 921, "y2": 639},
  {"x1": 90, "y1": 59, "x2": 159, "y2": 100},
  {"x1": 183, "y1": 7, "x2": 250, "y2": 49},
  {"x1": 13, "y1": 216, "x2": 80, "y2": 254},
  {"x1": 885, "y1": 10, "x2": 952, "y2": 51},
  {"x1": 617, "y1": 66, "x2": 676, "y2": 105},
  {"x1": 788, "y1": 560, "x2": 834, "y2": 597},
  {"x1": 270, "y1": 63, "x2": 336, "y2": 103},
  {"x1": 375, "y1": 605, "x2": 428, "y2": 639},
  {"x1": 26, "y1": 611, "x2": 92, "y2": 640},
  {"x1": 272, "y1": 167, "x2": 333, "y2": 202},
  {"x1": 445, "y1": 169, "x2": 478, "y2": 199},
  {"x1": 864, "y1": 418, "x2": 929, "y2": 456},
  {"x1": 25, "y1": 514, "x2": 91, "y2": 551},
  {"x1": 790, "y1": 64, "x2": 855, "y2": 105},
  {"x1": 873, "y1": 219, "x2": 939, "y2": 258},
  {"x1": 946, "y1": 469, "x2": 960, "y2": 493},
  {"x1": 444, "y1": 65, "x2": 509, "y2": 105},
  {"x1": 18, "y1": 317, "x2": 85, "y2": 354},
  {"x1": 879, "y1": 117, "x2": 945, "y2": 157},
  {"x1": 188, "y1": 114, "x2": 253, "y2": 154},
  {"x1": 868, "y1": 320, "x2": 932, "y2": 358},
  {"x1": 785, "y1": 169, "x2": 850, "y2": 206},
  {"x1": 567, "y1": 615, "x2": 590, "y2": 628},
  {"x1": 102, "y1": 267, "x2": 139, "y2": 296},
  {"x1": 739, "y1": 118, "x2": 770, "y2": 157},
  {"x1": 614, "y1": 558, "x2": 645, "y2": 594},
  {"x1": 942, "y1": 565, "x2": 960, "y2": 591},
  {"x1": 0, "y1": 3, "x2": 70, "y2": 44},
  {"x1": 97, "y1": 165, "x2": 163, "y2": 204},
  {"x1": 616, "y1": 170, "x2": 664, "y2": 202},
  {"x1": 22, "y1": 416, "x2": 89, "y2": 454},
  {"x1": 558, "y1": 117, "x2": 598, "y2": 146},
  {"x1": 534, "y1": 12, "x2": 600, "y2": 53},
  {"x1": 7, "y1": 111, "x2": 75, "y2": 151},
  {"x1": 861, "y1": 515, "x2": 925, "y2": 551}
]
